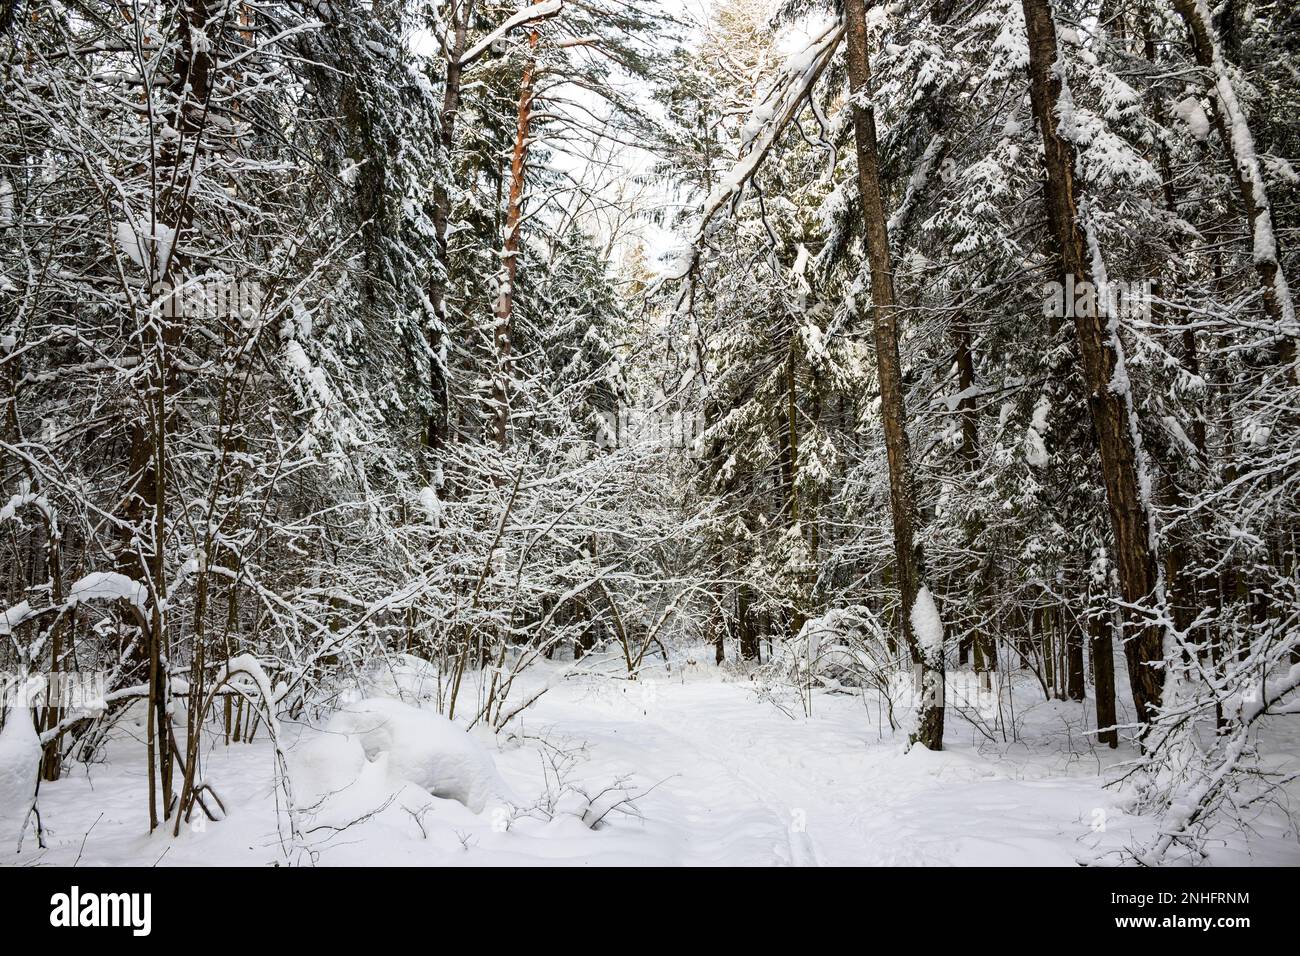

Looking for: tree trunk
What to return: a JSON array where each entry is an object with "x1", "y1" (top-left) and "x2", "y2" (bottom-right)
[
  {"x1": 1066, "y1": 617, "x2": 1086, "y2": 702},
  {"x1": 491, "y1": 30, "x2": 540, "y2": 452},
  {"x1": 1172, "y1": 0, "x2": 1295, "y2": 372},
  {"x1": 844, "y1": 0, "x2": 942, "y2": 749},
  {"x1": 955, "y1": 323, "x2": 996, "y2": 677},
  {"x1": 780, "y1": 334, "x2": 808, "y2": 636},
  {"x1": 1089, "y1": 606, "x2": 1119, "y2": 748},
  {"x1": 1021, "y1": 0, "x2": 1163, "y2": 728},
  {"x1": 427, "y1": 0, "x2": 478, "y2": 452},
  {"x1": 738, "y1": 586, "x2": 760, "y2": 662}
]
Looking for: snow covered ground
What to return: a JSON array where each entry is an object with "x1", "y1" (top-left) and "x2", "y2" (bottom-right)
[{"x1": 5, "y1": 655, "x2": 1299, "y2": 867}]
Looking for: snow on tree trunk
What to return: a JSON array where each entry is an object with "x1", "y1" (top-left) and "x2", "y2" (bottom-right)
[
  {"x1": 844, "y1": 0, "x2": 943, "y2": 750},
  {"x1": 1172, "y1": 0, "x2": 1296, "y2": 375},
  {"x1": 1020, "y1": 0, "x2": 1164, "y2": 730}
]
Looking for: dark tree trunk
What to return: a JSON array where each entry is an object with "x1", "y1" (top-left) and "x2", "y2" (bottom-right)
[
  {"x1": 426, "y1": 0, "x2": 478, "y2": 452},
  {"x1": 954, "y1": 323, "x2": 996, "y2": 677},
  {"x1": 1066, "y1": 618, "x2": 1086, "y2": 702},
  {"x1": 844, "y1": 0, "x2": 942, "y2": 749},
  {"x1": 1089, "y1": 608, "x2": 1119, "y2": 748},
  {"x1": 738, "y1": 587, "x2": 760, "y2": 661},
  {"x1": 1021, "y1": 0, "x2": 1164, "y2": 727}
]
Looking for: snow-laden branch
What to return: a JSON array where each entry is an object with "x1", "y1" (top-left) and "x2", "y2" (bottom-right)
[
  {"x1": 2, "y1": 571, "x2": 149, "y2": 638},
  {"x1": 667, "y1": 20, "x2": 845, "y2": 281},
  {"x1": 459, "y1": 0, "x2": 564, "y2": 68}
]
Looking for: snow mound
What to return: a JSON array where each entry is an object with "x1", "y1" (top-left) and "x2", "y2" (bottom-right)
[
  {"x1": 291, "y1": 729, "x2": 368, "y2": 805},
  {"x1": 325, "y1": 698, "x2": 511, "y2": 812},
  {"x1": 0, "y1": 707, "x2": 40, "y2": 846},
  {"x1": 771, "y1": 605, "x2": 893, "y2": 689}
]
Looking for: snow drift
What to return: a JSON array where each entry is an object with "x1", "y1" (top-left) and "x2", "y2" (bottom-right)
[
  {"x1": 323, "y1": 698, "x2": 512, "y2": 813},
  {"x1": 0, "y1": 706, "x2": 40, "y2": 847}
]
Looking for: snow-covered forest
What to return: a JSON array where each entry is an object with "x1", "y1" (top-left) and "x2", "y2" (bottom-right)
[{"x1": 1, "y1": 0, "x2": 1298, "y2": 870}]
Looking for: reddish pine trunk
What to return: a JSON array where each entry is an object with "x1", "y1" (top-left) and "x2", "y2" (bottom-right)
[{"x1": 491, "y1": 30, "x2": 540, "y2": 452}]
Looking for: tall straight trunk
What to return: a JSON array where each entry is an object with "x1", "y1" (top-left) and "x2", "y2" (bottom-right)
[
  {"x1": 432, "y1": 0, "x2": 475, "y2": 265},
  {"x1": 148, "y1": 266, "x2": 173, "y2": 829},
  {"x1": 738, "y1": 586, "x2": 759, "y2": 661},
  {"x1": 843, "y1": 0, "x2": 942, "y2": 749},
  {"x1": 1089, "y1": 605, "x2": 1119, "y2": 747},
  {"x1": 779, "y1": 332, "x2": 808, "y2": 636},
  {"x1": 1021, "y1": 0, "x2": 1164, "y2": 728},
  {"x1": 955, "y1": 323, "x2": 995, "y2": 678},
  {"x1": 1141, "y1": 17, "x2": 1210, "y2": 648},
  {"x1": 781, "y1": 339, "x2": 799, "y2": 527},
  {"x1": 426, "y1": 0, "x2": 478, "y2": 451},
  {"x1": 1066, "y1": 617, "x2": 1086, "y2": 702},
  {"x1": 955, "y1": 328, "x2": 972, "y2": 671},
  {"x1": 491, "y1": 30, "x2": 540, "y2": 452},
  {"x1": 137, "y1": 0, "x2": 217, "y2": 829},
  {"x1": 1172, "y1": 0, "x2": 1295, "y2": 370},
  {"x1": 955, "y1": 327, "x2": 978, "y2": 472}
]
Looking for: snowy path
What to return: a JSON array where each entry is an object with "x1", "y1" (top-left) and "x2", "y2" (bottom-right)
[
  {"x1": 500, "y1": 675, "x2": 1144, "y2": 866},
  {"x1": 520, "y1": 684, "x2": 835, "y2": 865},
  {"x1": 7, "y1": 664, "x2": 1298, "y2": 867}
]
